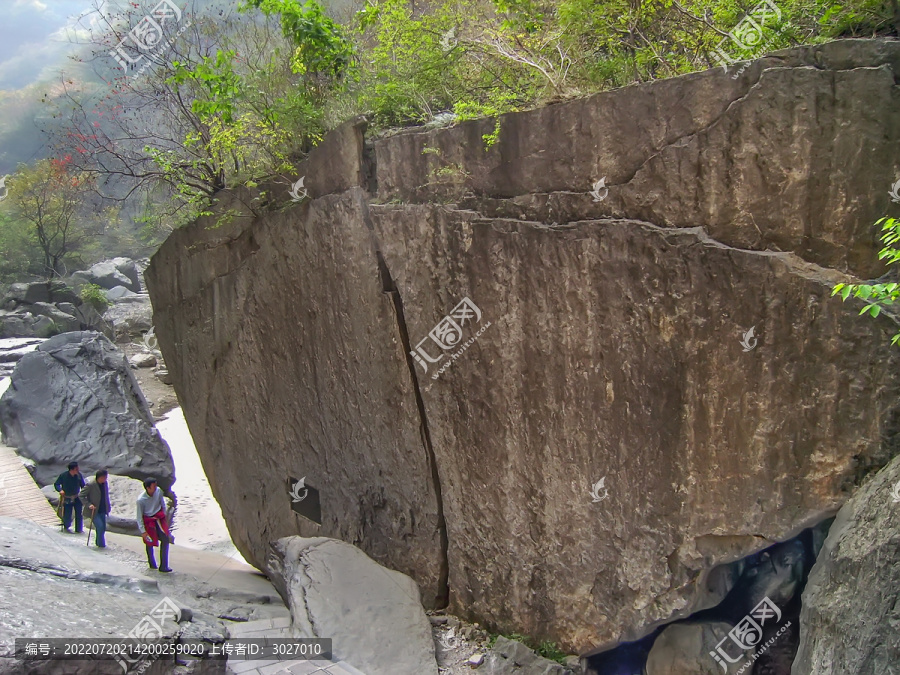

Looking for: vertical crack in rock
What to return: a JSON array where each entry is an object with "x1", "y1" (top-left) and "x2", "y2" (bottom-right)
[{"x1": 357, "y1": 192, "x2": 450, "y2": 609}]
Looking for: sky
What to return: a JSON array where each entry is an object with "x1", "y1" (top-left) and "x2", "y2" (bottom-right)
[{"x1": 0, "y1": 0, "x2": 106, "y2": 91}]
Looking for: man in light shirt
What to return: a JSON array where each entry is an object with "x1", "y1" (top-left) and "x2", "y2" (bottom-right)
[{"x1": 136, "y1": 478, "x2": 173, "y2": 573}]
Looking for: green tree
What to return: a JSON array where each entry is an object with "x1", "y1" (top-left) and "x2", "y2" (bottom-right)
[{"x1": 4, "y1": 158, "x2": 99, "y2": 278}]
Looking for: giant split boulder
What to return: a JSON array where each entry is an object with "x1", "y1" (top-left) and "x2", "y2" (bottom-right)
[
  {"x1": 0, "y1": 332, "x2": 175, "y2": 491},
  {"x1": 791, "y1": 454, "x2": 900, "y2": 673},
  {"x1": 146, "y1": 40, "x2": 900, "y2": 654}
]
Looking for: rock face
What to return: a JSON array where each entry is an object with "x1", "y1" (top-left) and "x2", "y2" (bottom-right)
[
  {"x1": 268, "y1": 536, "x2": 438, "y2": 675},
  {"x1": 0, "y1": 332, "x2": 175, "y2": 491},
  {"x1": 791, "y1": 454, "x2": 900, "y2": 674},
  {"x1": 146, "y1": 40, "x2": 900, "y2": 654}
]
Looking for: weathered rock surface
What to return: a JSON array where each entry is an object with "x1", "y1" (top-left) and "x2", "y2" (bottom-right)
[
  {"x1": 268, "y1": 536, "x2": 438, "y2": 675},
  {"x1": 487, "y1": 637, "x2": 576, "y2": 675},
  {"x1": 73, "y1": 257, "x2": 142, "y2": 293},
  {"x1": 146, "y1": 39, "x2": 900, "y2": 654},
  {"x1": 103, "y1": 294, "x2": 153, "y2": 337},
  {"x1": 791, "y1": 454, "x2": 900, "y2": 673},
  {"x1": 0, "y1": 517, "x2": 172, "y2": 675},
  {"x1": 646, "y1": 622, "x2": 741, "y2": 675},
  {"x1": 0, "y1": 332, "x2": 175, "y2": 491}
]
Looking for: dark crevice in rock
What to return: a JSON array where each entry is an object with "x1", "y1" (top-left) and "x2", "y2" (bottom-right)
[
  {"x1": 359, "y1": 122, "x2": 379, "y2": 197},
  {"x1": 586, "y1": 521, "x2": 832, "y2": 675},
  {"x1": 357, "y1": 192, "x2": 450, "y2": 609}
]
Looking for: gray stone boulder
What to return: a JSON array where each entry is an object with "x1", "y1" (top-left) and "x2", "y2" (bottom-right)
[
  {"x1": 268, "y1": 536, "x2": 438, "y2": 675},
  {"x1": 73, "y1": 258, "x2": 141, "y2": 293},
  {"x1": 646, "y1": 622, "x2": 744, "y2": 675},
  {"x1": 791, "y1": 454, "x2": 900, "y2": 674},
  {"x1": 0, "y1": 314, "x2": 35, "y2": 338},
  {"x1": 0, "y1": 331, "x2": 175, "y2": 491},
  {"x1": 130, "y1": 352, "x2": 157, "y2": 368},
  {"x1": 105, "y1": 285, "x2": 138, "y2": 301},
  {"x1": 103, "y1": 296, "x2": 153, "y2": 337},
  {"x1": 3, "y1": 280, "x2": 79, "y2": 306},
  {"x1": 486, "y1": 637, "x2": 576, "y2": 675},
  {"x1": 29, "y1": 302, "x2": 81, "y2": 333}
]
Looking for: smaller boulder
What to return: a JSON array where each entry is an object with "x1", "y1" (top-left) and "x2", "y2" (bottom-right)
[
  {"x1": 646, "y1": 622, "x2": 743, "y2": 675},
  {"x1": 487, "y1": 637, "x2": 575, "y2": 675},
  {"x1": 30, "y1": 303, "x2": 81, "y2": 332},
  {"x1": 268, "y1": 537, "x2": 439, "y2": 675},
  {"x1": 0, "y1": 315, "x2": 35, "y2": 338},
  {"x1": 105, "y1": 285, "x2": 138, "y2": 301},
  {"x1": 130, "y1": 353, "x2": 157, "y2": 368},
  {"x1": 5, "y1": 282, "x2": 49, "y2": 304},
  {"x1": 32, "y1": 316, "x2": 58, "y2": 338}
]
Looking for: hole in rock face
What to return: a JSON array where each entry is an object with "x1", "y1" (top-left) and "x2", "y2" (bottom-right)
[{"x1": 585, "y1": 521, "x2": 831, "y2": 675}]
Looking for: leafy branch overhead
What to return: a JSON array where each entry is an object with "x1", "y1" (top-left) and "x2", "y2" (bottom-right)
[{"x1": 833, "y1": 217, "x2": 900, "y2": 346}]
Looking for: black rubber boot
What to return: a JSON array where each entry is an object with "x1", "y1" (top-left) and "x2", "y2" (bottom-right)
[
  {"x1": 146, "y1": 545, "x2": 157, "y2": 569},
  {"x1": 158, "y1": 534, "x2": 172, "y2": 573}
]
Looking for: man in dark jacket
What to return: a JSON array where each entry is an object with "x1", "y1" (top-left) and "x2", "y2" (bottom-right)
[
  {"x1": 80, "y1": 469, "x2": 111, "y2": 547},
  {"x1": 54, "y1": 462, "x2": 86, "y2": 533}
]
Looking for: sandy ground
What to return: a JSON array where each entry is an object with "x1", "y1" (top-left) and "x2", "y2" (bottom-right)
[{"x1": 121, "y1": 339, "x2": 180, "y2": 418}]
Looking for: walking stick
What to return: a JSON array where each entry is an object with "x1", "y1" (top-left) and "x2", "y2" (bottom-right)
[
  {"x1": 57, "y1": 494, "x2": 65, "y2": 530},
  {"x1": 86, "y1": 509, "x2": 94, "y2": 546}
]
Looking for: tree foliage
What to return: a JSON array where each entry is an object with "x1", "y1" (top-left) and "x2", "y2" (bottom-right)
[
  {"x1": 833, "y1": 217, "x2": 900, "y2": 346},
  {"x1": 3, "y1": 158, "x2": 100, "y2": 278}
]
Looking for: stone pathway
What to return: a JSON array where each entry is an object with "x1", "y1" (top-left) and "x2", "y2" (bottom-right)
[
  {"x1": 0, "y1": 443, "x2": 59, "y2": 527},
  {"x1": 226, "y1": 618, "x2": 368, "y2": 675}
]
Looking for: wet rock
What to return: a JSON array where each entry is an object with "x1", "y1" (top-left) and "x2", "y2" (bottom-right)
[
  {"x1": 268, "y1": 536, "x2": 438, "y2": 675},
  {"x1": 0, "y1": 331, "x2": 175, "y2": 491},
  {"x1": 792, "y1": 453, "x2": 900, "y2": 674}
]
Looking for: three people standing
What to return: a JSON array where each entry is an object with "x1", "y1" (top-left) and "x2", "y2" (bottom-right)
[{"x1": 53, "y1": 462, "x2": 86, "y2": 533}]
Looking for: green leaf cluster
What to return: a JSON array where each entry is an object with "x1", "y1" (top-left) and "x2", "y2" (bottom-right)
[{"x1": 833, "y1": 217, "x2": 900, "y2": 346}]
